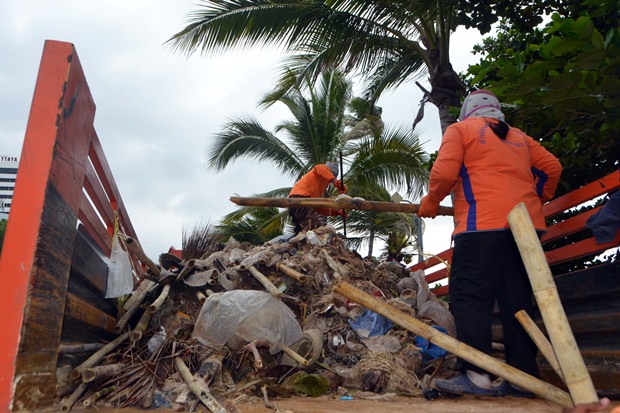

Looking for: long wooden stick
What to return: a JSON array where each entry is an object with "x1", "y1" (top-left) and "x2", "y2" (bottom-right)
[
  {"x1": 230, "y1": 196, "x2": 454, "y2": 216},
  {"x1": 507, "y1": 202, "x2": 598, "y2": 405},
  {"x1": 514, "y1": 310, "x2": 564, "y2": 380},
  {"x1": 332, "y1": 282, "x2": 572, "y2": 408}
]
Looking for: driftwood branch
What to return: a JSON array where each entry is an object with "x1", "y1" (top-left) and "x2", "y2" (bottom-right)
[{"x1": 230, "y1": 196, "x2": 454, "y2": 216}]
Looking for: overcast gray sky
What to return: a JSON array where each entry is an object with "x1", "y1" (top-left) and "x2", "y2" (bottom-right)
[{"x1": 0, "y1": 1, "x2": 482, "y2": 262}]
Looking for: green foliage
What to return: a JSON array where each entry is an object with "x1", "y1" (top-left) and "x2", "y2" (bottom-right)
[
  {"x1": 465, "y1": 8, "x2": 620, "y2": 195},
  {"x1": 0, "y1": 218, "x2": 6, "y2": 254}
]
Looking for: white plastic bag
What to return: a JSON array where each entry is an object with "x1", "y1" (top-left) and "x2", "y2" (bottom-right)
[
  {"x1": 105, "y1": 234, "x2": 134, "y2": 298},
  {"x1": 192, "y1": 290, "x2": 302, "y2": 354}
]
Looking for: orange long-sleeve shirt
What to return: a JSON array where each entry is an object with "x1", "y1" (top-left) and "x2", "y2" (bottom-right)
[
  {"x1": 428, "y1": 117, "x2": 562, "y2": 237},
  {"x1": 289, "y1": 164, "x2": 337, "y2": 198}
]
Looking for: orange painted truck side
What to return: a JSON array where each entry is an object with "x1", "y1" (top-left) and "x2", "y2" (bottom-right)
[{"x1": 0, "y1": 40, "x2": 143, "y2": 412}]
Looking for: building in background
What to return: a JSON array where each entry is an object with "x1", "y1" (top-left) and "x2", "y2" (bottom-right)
[{"x1": 0, "y1": 156, "x2": 18, "y2": 220}]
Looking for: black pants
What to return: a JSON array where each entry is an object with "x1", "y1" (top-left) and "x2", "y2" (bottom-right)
[
  {"x1": 288, "y1": 195, "x2": 326, "y2": 234},
  {"x1": 449, "y1": 230, "x2": 540, "y2": 378}
]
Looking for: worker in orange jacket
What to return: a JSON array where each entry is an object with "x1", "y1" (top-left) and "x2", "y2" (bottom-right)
[
  {"x1": 289, "y1": 161, "x2": 347, "y2": 234},
  {"x1": 418, "y1": 90, "x2": 563, "y2": 396}
]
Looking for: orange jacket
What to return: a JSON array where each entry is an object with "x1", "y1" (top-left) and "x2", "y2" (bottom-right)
[
  {"x1": 289, "y1": 164, "x2": 339, "y2": 198},
  {"x1": 427, "y1": 117, "x2": 562, "y2": 237}
]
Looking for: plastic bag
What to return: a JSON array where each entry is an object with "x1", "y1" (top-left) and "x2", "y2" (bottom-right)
[
  {"x1": 414, "y1": 325, "x2": 448, "y2": 362},
  {"x1": 348, "y1": 308, "x2": 393, "y2": 339},
  {"x1": 192, "y1": 290, "x2": 302, "y2": 354},
  {"x1": 105, "y1": 233, "x2": 134, "y2": 298}
]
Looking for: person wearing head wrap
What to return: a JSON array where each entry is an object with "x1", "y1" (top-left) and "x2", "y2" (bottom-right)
[
  {"x1": 417, "y1": 90, "x2": 563, "y2": 397},
  {"x1": 288, "y1": 162, "x2": 347, "y2": 234}
]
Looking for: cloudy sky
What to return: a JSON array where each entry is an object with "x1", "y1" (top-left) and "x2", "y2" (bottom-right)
[{"x1": 0, "y1": 1, "x2": 482, "y2": 261}]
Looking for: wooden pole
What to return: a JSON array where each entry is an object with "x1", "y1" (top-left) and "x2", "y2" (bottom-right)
[
  {"x1": 507, "y1": 202, "x2": 598, "y2": 405},
  {"x1": 333, "y1": 282, "x2": 573, "y2": 408},
  {"x1": 230, "y1": 196, "x2": 454, "y2": 216},
  {"x1": 514, "y1": 310, "x2": 564, "y2": 380}
]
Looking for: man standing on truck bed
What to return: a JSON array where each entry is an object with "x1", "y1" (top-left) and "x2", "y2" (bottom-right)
[{"x1": 417, "y1": 89, "x2": 563, "y2": 396}]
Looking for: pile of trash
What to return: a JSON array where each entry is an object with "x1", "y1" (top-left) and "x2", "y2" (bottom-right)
[{"x1": 57, "y1": 225, "x2": 456, "y2": 412}]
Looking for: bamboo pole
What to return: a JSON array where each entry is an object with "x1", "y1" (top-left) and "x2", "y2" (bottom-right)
[
  {"x1": 120, "y1": 234, "x2": 160, "y2": 277},
  {"x1": 230, "y1": 196, "x2": 454, "y2": 216},
  {"x1": 174, "y1": 357, "x2": 226, "y2": 413},
  {"x1": 82, "y1": 385, "x2": 115, "y2": 407},
  {"x1": 58, "y1": 343, "x2": 104, "y2": 354},
  {"x1": 60, "y1": 382, "x2": 88, "y2": 412},
  {"x1": 130, "y1": 311, "x2": 153, "y2": 342},
  {"x1": 248, "y1": 265, "x2": 282, "y2": 298},
  {"x1": 514, "y1": 310, "x2": 564, "y2": 380},
  {"x1": 116, "y1": 281, "x2": 158, "y2": 333},
  {"x1": 82, "y1": 362, "x2": 126, "y2": 383},
  {"x1": 280, "y1": 345, "x2": 310, "y2": 366},
  {"x1": 123, "y1": 278, "x2": 156, "y2": 311},
  {"x1": 276, "y1": 262, "x2": 307, "y2": 283},
  {"x1": 507, "y1": 202, "x2": 598, "y2": 405},
  {"x1": 332, "y1": 282, "x2": 573, "y2": 408},
  {"x1": 70, "y1": 331, "x2": 130, "y2": 380},
  {"x1": 148, "y1": 284, "x2": 171, "y2": 314},
  {"x1": 196, "y1": 291, "x2": 207, "y2": 303}
]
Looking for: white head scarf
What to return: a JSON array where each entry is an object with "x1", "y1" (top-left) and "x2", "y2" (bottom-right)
[
  {"x1": 458, "y1": 90, "x2": 505, "y2": 121},
  {"x1": 325, "y1": 161, "x2": 339, "y2": 177}
]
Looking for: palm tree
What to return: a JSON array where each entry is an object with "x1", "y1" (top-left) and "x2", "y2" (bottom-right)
[
  {"x1": 208, "y1": 69, "x2": 429, "y2": 250},
  {"x1": 167, "y1": 0, "x2": 466, "y2": 134}
]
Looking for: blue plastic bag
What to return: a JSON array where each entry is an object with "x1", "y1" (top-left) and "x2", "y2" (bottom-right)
[
  {"x1": 414, "y1": 325, "x2": 448, "y2": 362},
  {"x1": 348, "y1": 308, "x2": 393, "y2": 339}
]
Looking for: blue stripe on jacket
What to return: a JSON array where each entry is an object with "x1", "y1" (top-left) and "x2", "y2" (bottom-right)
[
  {"x1": 531, "y1": 167, "x2": 548, "y2": 198},
  {"x1": 460, "y1": 164, "x2": 477, "y2": 231}
]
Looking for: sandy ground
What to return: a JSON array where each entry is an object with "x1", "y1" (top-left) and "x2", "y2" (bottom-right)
[{"x1": 53, "y1": 394, "x2": 620, "y2": 413}]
